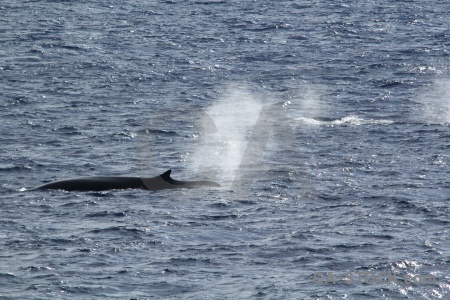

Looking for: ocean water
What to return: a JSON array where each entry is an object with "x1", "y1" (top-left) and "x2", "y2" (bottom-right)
[{"x1": 1, "y1": 0, "x2": 449, "y2": 299}]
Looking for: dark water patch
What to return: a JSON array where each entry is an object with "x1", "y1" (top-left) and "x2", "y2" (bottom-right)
[
  {"x1": 51, "y1": 125, "x2": 83, "y2": 135},
  {"x1": 169, "y1": 257, "x2": 213, "y2": 265},
  {"x1": 198, "y1": 214, "x2": 240, "y2": 221},
  {"x1": 57, "y1": 201, "x2": 94, "y2": 208},
  {"x1": 237, "y1": 199, "x2": 258, "y2": 205},
  {"x1": 163, "y1": 221, "x2": 204, "y2": 228},
  {"x1": 317, "y1": 194, "x2": 342, "y2": 201},
  {"x1": 360, "y1": 234, "x2": 396, "y2": 240},
  {"x1": 425, "y1": 218, "x2": 450, "y2": 226},
  {"x1": 35, "y1": 237, "x2": 76, "y2": 246},
  {"x1": 208, "y1": 201, "x2": 230, "y2": 208},
  {"x1": 88, "y1": 226, "x2": 145, "y2": 237},
  {"x1": 193, "y1": 0, "x2": 227, "y2": 5},
  {"x1": 141, "y1": 129, "x2": 179, "y2": 136},
  {"x1": 288, "y1": 34, "x2": 308, "y2": 41},
  {"x1": 0, "y1": 272, "x2": 16, "y2": 279},
  {"x1": 84, "y1": 210, "x2": 127, "y2": 218},
  {"x1": 0, "y1": 164, "x2": 34, "y2": 172},
  {"x1": 78, "y1": 248, "x2": 94, "y2": 253},
  {"x1": 334, "y1": 243, "x2": 376, "y2": 250},
  {"x1": 390, "y1": 198, "x2": 426, "y2": 213},
  {"x1": 373, "y1": 79, "x2": 415, "y2": 89},
  {"x1": 85, "y1": 192, "x2": 114, "y2": 197}
]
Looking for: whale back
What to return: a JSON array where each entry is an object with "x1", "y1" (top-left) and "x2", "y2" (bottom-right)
[
  {"x1": 31, "y1": 176, "x2": 145, "y2": 191},
  {"x1": 31, "y1": 170, "x2": 220, "y2": 191}
]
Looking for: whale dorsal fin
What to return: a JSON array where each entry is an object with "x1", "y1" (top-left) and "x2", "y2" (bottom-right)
[
  {"x1": 159, "y1": 169, "x2": 187, "y2": 185},
  {"x1": 160, "y1": 169, "x2": 176, "y2": 184}
]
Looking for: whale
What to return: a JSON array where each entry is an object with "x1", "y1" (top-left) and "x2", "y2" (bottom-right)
[{"x1": 31, "y1": 170, "x2": 220, "y2": 192}]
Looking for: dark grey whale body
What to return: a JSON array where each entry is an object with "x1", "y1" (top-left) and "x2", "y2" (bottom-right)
[{"x1": 31, "y1": 170, "x2": 220, "y2": 191}]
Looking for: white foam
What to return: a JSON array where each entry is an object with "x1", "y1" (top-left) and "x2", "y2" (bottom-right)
[{"x1": 295, "y1": 116, "x2": 394, "y2": 126}]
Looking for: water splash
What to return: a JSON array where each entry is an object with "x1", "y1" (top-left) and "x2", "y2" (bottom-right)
[
  {"x1": 295, "y1": 116, "x2": 394, "y2": 126},
  {"x1": 283, "y1": 85, "x2": 395, "y2": 127},
  {"x1": 284, "y1": 84, "x2": 329, "y2": 121},
  {"x1": 418, "y1": 79, "x2": 450, "y2": 124}
]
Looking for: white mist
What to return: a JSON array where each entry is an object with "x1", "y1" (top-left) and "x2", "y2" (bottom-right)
[{"x1": 188, "y1": 85, "x2": 263, "y2": 188}]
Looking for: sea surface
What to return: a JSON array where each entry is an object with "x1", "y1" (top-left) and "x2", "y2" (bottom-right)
[{"x1": 1, "y1": 0, "x2": 449, "y2": 299}]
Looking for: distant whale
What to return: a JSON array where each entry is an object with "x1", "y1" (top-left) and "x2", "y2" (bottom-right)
[{"x1": 31, "y1": 170, "x2": 220, "y2": 192}]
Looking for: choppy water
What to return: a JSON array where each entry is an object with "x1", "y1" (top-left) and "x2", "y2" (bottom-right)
[{"x1": 1, "y1": 1, "x2": 449, "y2": 299}]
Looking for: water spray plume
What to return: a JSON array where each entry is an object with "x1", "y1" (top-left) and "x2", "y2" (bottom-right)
[
  {"x1": 189, "y1": 85, "x2": 263, "y2": 188},
  {"x1": 418, "y1": 79, "x2": 450, "y2": 124}
]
